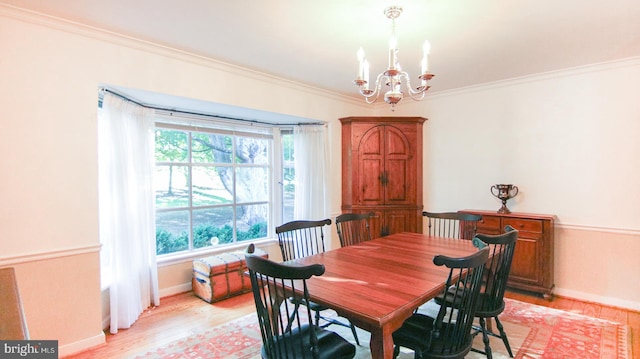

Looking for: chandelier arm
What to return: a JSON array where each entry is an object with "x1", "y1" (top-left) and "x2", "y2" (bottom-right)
[
  {"x1": 406, "y1": 90, "x2": 427, "y2": 101},
  {"x1": 400, "y1": 71, "x2": 429, "y2": 100},
  {"x1": 360, "y1": 73, "x2": 385, "y2": 103},
  {"x1": 400, "y1": 72, "x2": 420, "y2": 95},
  {"x1": 364, "y1": 96, "x2": 378, "y2": 104}
]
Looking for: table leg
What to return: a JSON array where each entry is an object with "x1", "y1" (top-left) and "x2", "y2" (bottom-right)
[{"x1": 369, "y1": 327, "x2": 394, "y2": 359}]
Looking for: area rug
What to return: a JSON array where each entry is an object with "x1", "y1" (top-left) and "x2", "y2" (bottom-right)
[{"x1": 135, "y1": 298, "x2": 631, "y2": 359}]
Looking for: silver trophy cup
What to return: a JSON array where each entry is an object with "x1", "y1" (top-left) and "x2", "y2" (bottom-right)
[{"x1": 491, "y1": 184, "x2": 519, "y2": 214}]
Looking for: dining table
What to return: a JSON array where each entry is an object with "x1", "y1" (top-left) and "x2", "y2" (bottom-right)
[{"x1": 288, "y1": 231, "x2": 481, "y2": 359}]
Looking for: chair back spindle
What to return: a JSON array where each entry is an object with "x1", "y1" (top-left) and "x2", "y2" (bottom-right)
[
  {"x1": 423, "y1": 211, "x2": 482, "y2": 239},
  {"x1": 335, "y1": 212, "x2": 374, "y2": 247},
  {"x1": 276, "y1": 219, "x2": 331, "y2": 261}
]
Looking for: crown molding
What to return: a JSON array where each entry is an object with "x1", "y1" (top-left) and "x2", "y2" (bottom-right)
[
  {"x1": 0, "y1": 4, "x2": 361, "y2": 106},
  {"x1": 427, "y1": 56, "x2": 640, "y2": 99}
]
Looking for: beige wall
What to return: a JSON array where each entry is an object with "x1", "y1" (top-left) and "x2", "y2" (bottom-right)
[
  {"x1": 2, "y1": 4, "x2": 639, "y2": 357},
  {"x1": 0, "y1": 6, "x2": 368, "y2": 356},
  {"x1": 392, "y1": 59, "x2": 640, "y2": 309}
]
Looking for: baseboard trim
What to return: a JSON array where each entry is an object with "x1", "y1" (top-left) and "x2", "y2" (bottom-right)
[
  {"x1": 160, "y1": 282, "x2": 192, "y2": 298},
  {"x1": 554, "y1": 287, "x2": 640, "y2": 312},
  {"x1": 59, "y1": 331, "x2": 105, "y2": 357},
  {"x1": 102, "y1": 314, "x2": 110, "y2": 332}
]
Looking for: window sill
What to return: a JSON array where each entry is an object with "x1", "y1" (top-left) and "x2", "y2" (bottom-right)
[{"x1": 157, "y1": 238, "x2": 277, "y2": 267}]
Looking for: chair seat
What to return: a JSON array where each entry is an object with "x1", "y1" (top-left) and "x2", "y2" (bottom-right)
[
  {"x1": 475, "y1": 294, "x2": 506, "y2": 317},
  {"x1": 392, "y1": 314, "x2": 474, "y2": 359},
  {"x1": 434, "y1": 290, "x2": 505, "y2": 315},
  {"x1": 263, "y1": 324, "x2": 356, "y2": 359},
  {"x1": 292, "y1": 297, "x2": 328, "y2": 312},
  {"x1": 392, "y1": 314, "x2": 435, "y2": 351}
]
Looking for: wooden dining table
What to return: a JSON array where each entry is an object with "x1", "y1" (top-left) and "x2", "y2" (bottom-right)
[{"x1": 288, "y1": 231, "x2": 481, "y2": 359}]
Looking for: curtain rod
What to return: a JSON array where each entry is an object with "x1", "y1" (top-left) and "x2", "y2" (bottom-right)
[{"x1": 98, "y1": 88, "x2": 324, "y2": 127}]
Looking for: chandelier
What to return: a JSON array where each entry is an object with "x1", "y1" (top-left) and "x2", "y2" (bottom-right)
[{"x1": 353, "y1": 6, "x2": 435, "y2": 110}]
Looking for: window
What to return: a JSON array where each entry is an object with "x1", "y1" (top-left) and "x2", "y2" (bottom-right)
[{"x1": 154, "y1": 122, "x2": 294, "y2": 256}]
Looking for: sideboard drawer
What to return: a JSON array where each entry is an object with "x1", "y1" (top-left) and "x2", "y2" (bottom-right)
[
  {"x1": 477, "y1": 216, "x2": 501, "y2": 230},
  {"x1": 503, "y1": 218, "x2": 542, "y2": 233},
  {"x1": 477, "y1": 215, "x2": 501, "y2": 235}
]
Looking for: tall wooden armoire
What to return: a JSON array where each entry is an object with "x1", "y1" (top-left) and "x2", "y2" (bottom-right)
[{"x1": 340, "y1": 116, "x2": 426, "y2": 238}]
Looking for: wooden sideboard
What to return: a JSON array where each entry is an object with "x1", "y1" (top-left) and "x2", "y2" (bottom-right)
[
  {"x1": 340, "y1": 116, "x2": 426, "y2": 237},
  {"x1": 460, "y1": 210, "x2": 555, "y2": 299}
]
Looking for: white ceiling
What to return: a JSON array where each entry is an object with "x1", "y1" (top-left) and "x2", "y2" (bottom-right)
[{"x1": 4, "y1": 0, "x2": 640, "y2": 100}]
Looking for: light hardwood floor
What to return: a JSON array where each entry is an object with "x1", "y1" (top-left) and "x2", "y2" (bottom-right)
[{"x1": 65, "y1": 290, "x2": 638, "y2": 358}]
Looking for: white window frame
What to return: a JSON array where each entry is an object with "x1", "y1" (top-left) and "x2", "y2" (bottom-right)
[{"x1": 154, "y1": 112, "x2": 292, "y2": 263}]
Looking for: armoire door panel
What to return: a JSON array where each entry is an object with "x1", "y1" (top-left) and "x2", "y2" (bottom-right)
[
  {"x1": 360, "y1": 126, "x2": 383, "y2": 155},
  {"x1": 368, "y1": 210, "x2": 384, "y2": 240},
  {"x1": 358, "y1": 126, "x2": 385, "y2": 203},
  {"x1": 384, "y1": 210, "x2": 418, "y2": 236},
  {"x1": 360, "y1": 158, "x2": 383, "y2": 202},
  {"x1": 385, "y1": 126, "x2": 410, "y2": 155},
  {"x1": 385, "y1": 159, "x2": 408, "y2": 202}
]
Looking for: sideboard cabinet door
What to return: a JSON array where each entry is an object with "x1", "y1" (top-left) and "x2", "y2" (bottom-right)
[{"x1": 462, "y1": 210, "x2": 555, "y2": 299}]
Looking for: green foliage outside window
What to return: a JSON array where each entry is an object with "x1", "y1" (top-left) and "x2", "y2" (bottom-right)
[{"x1": 156, "y1": 222, "x2": 268, "y2": 255}]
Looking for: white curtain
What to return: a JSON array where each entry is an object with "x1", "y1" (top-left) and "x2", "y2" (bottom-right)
[
  {"x1": 98, "y1": 92, "x2": 159, "y2": 334},
  {"x1": 293, "y1": 125, "x2": 329, "y2": 220}
]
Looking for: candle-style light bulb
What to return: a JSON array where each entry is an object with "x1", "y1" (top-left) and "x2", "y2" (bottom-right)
[
  {"x1": 357, "y1": 47, "x2": 365, "y2": 80},
  {"x1": 363, "y1": 59, "x2": 370, "y2": 89},
  {"x1": 389, "y1": 36, "x2": 397, "y2": 69},
  {"x1": 421, "y1": 40, "x2": 431, "y2": 73}
]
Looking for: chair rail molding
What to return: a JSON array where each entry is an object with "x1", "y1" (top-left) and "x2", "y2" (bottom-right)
[
  {"x1": 0, "y1": 244, "x2": 101, "y2": 267},
  {"x1": 555, "y1": 222, "x2": 640, "y2": 236}
]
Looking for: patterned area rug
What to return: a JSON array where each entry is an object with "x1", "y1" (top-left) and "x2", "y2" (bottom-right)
[{"x1": 135, "y1": 298, "x2": 631, "y2": 359}]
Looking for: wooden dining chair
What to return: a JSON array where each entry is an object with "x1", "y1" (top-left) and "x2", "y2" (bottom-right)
[
  {"x1": 427, "y1": 226, "x2": 518, "y2": 359},
  {"x1": 244, "y1": 244, "x2": 356, "y2": 359},
  {"x1": 469, "y1": 226, "x2": 519, "y2": 358},
  {"x1": 275, "y1": 219, "x2": 360, "y2": 345},
  {"x1": 335, "y1": 212, "x2": 375, "y2": 247},
  {"x1": 392, "y1": 246, "x2": 490, "y2": 359},
  {"x1": 423, "y1": 211, "x2": 482, "y2": 239}
]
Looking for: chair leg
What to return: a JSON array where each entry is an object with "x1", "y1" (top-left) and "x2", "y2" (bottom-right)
[
  {"x1": 494, "y1": 316, "x2": 514, "y2": 357},
  {"x1": 479, "y1": 317, "x2": 493, "y2": 359},
  {"x1": 349, "y1": 323, "x2": 360, "y2": 346}
]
